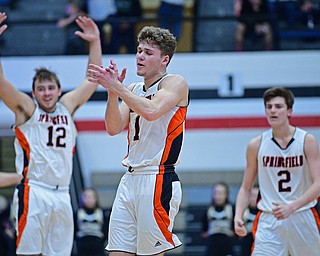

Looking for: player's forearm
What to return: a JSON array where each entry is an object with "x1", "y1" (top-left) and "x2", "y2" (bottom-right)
[
  {"x1": 110, "y1": 81, "x2": 158, "y2": 121},
  {"x1": 291, "y1": 180, "x2": 320, "y2": 212},
  {"x1": 105, "y1": 93, "x2": 124, "y2": 135},
  {"x1": 88, "y1": 39, "x2": 102, "y2": 65},
  {"x1": 0, "y1": 172, "x2": 22, "y2": 187},
  {"x1": 88, "y1": 38, "x2": 102, "y2": 69},
  {"x1": 235, "y1": 188, "x2": 251, "y2": 219},
  {"x1": 0, "y1": 60, "x2": 3, "y2": 76}
]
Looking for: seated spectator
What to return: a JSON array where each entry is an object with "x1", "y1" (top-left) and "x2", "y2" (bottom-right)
[
  {"x1": 268, "y1": 0, "x2": 299, "y2": 28},
  {"x1": 201, "y1": 182, "x2": 235, "y2": 256},
  {"x1": 107, "y1": 0, "x2": 142, "y2": 54},
  {"x1": 74, "y1": 188, "x2": 109, "y2": 256},
  {"x1": 298, "y1": 0, "x2": 320, "y2": 29},
  {"x1": 158, "y1": 0, "x2": 186, "y2": 40},
  {"x1": 235, "y1": 0, "x2": 273, "y2": 51},
  {"x1": 57, "y1": 0, "x2": 87, "y2": 55},
  {"x1": 268, "y1": 0, "x2": 299, "y2": 49},
  {"x1": 0, "y1": 195, "x2": 15, "y2": 256}
]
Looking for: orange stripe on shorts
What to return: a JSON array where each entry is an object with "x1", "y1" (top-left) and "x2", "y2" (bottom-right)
[
  {"x1": 153, "y1": 173, "x2": 174, "y2": 246},
  {"x1": 16, "y1": 182, "x2": 30, "y2": 249}
]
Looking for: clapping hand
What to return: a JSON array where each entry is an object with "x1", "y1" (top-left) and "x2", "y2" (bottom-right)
[{"x1": 87, "y1": 59, "x2": 127, "y2": 91}]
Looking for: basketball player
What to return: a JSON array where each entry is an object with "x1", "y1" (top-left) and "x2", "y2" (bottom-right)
[
  {"x1": 87, "y1": 26, "x2": 189, "y2": 256},
  {"x1": 234, "y1": 87, "x2": 320, "y2": 255},
  {"x1": 0, "y1": 13, "x2": 102, "y2": 255}
]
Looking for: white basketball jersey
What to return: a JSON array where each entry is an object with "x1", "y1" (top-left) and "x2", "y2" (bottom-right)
[
  {"x1": 122, "y1": 75, "x2": 188, "y2": 173},
  {"x1": 257, "y1": 127, "x2": 316, "y2": 212},
  {"x1": 14, "y1": 102, "x2": 77, "y2": 187}
]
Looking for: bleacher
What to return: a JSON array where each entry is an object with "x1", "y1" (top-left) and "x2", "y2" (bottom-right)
[
  {"x1": 0, "y1": 0, "x2": 67, "y2": 56},
  {"x1": 0, "y1": 0, "x2": 319, "y2": 56},
  {"x1": 279, "y1": 27, "x2": 320, "y2": 50},
  {"x1": 193, "y1": 0, "x2": 237, "y2": 52}
]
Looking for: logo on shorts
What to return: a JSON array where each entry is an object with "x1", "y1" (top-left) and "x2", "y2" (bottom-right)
[{"x1": 155, "y1": 241, "x2": 162, "y2": 247}]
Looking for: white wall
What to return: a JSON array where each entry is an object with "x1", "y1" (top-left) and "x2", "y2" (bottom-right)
[
  {"x1": 1, "y1": 51, "x2": 320, "y2": 129},
  {"x1": 1, "y1": 51, "x2": 319, "y2": 187}
]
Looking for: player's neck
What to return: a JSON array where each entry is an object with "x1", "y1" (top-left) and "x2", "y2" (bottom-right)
[
  {"x1": 144, "y1": 72, "x2": 167, "y2": 89},
  {"x1": 272, "y1": 125, "x2": 295, "y2": 144}
]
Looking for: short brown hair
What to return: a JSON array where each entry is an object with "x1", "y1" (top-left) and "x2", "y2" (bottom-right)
[
  {"x1": 263, "y1": 87, "x2": 294, "y2": 109},
  {"x1": 32, "y1": 67, "x2": 61, "y2": 90}
]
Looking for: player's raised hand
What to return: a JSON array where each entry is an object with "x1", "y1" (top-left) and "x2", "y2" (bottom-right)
[
  {"x1": 75, "y1": 16, "x2": 100, "y2": 43},
  {"x1": 0, "y1": 12, "x2": 8, "y2": 35}
]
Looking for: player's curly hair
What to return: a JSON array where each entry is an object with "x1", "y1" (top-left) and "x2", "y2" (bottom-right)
[
  {"x1": 32, "y1": 67, "x2": 61, "y2": 90},
  {"x1": 137, "y1": 26, "x2": 177, "y2": 64}
]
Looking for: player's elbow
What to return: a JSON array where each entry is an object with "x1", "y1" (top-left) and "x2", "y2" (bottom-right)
[
  {"x1": 143, "y1": 113, "x2": 156, "y2": 122},
  {"x1": 106, "y1": 131, "x2": 116, "y2": 136},
  {"x1": 105, "y1": 125, "x2": 122, "y2": 136},
  {"x1": 142, "y1": 109, "x2": 160, "y2": 122},
  {"x1": 106, "y1": 128, "x2": 121, "y2": 136}
]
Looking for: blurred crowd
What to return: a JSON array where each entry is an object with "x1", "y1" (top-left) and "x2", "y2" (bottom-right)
[
  {"x1": 55, "y1": 0, "x2": 320, "y2": 54},
  {"x1": 0, "y1": 0, "x2": 319, "y2": 54}
]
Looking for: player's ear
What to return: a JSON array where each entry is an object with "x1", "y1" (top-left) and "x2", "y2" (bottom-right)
[{"x1": 162, "y1": 55, "x2": 170, "y2": 66}]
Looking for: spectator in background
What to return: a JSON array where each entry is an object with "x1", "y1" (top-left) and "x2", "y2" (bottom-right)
[
  {"x1": 108, "y1": 0, "x2": 142, "y2": 54},
  {"x1": 298, "y1": 0, "x2": 320, "y2": 29},
  {"x1": 235, "y1": 0, "x2": 273, "y2": 51},
  {"x1": 238, "y1": 186, "x2": 259, "y2": 256},
  {"x1": 158, "y1": 0, "x2": 186, "y2": 40},
  {"x1": 74, "y1": 188, "x2": 109, "y2": 256},
  {"x1": 267, "y1": 0, "x2": 299, "y2": 49},
  {"x1": 201, "y1": 182, "x2": 234, "y2": 256},
  {"x1": 57, "y1": 0, "x2": 87, "y2": 55},
  {"x1": 0, "y1": 0, "x2": 14, "y2": 48},
  {"x1": 268, "y1": 0, "x2": 298, "y2": 27},
  {"x1": 0, "y1": 195, "x2": 15, "y2": 256},
  {"x1": 81, "y1": 0, "x2": 116, "y2": 53},
  {"x1": 0, "y1": 0, "x2": 17, "y2": 10}
]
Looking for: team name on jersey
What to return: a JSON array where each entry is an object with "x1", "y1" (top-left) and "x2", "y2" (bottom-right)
[
  {"x1": 262, "y1": 155, "x2": 303, "y2": 168},
  {"x1": 38, "y1": 114, "x2": 69, "y2": 125}
]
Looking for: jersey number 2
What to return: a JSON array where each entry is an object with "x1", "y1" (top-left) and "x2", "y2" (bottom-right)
[{"x1": 278, "y1": 170, "x2": 291, "y2": 192}]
